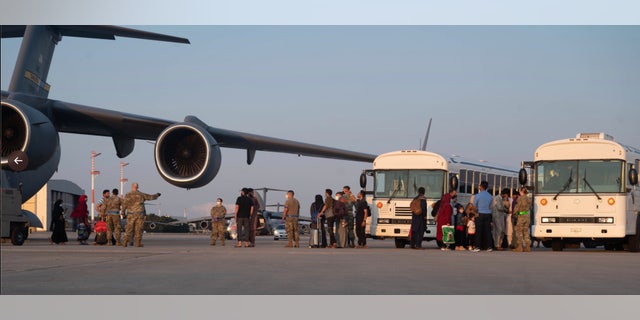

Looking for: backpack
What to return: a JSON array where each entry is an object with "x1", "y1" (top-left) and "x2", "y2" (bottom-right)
[
  {"x1": 410, "y1": 197, "x2": 423, "y2": 215},
  {"x1": 431, "y1": 200, "x2": 441, "y2": 217}
]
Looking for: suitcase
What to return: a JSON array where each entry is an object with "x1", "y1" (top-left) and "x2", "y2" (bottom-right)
[{"x1": 309, "y1": 216, "x2": 320, "y2": 248}]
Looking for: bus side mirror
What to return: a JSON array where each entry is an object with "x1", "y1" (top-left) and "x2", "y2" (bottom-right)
[
  {"x1": 519, "y1": 168, "x2": 528, "y2": 186},
  {"x1": 360, "y1": 172, "x2": 367, "y2": 189},
  {"x1": 450, "y1": 175, "x2": 459, "y2": 191},
  {"x1": 630, "y1": 168, "x2": 638, "y2": 186}
]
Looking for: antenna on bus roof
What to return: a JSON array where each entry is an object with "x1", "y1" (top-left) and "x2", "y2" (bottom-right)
[{"x1": 420, "y1": 118, "x2": 432, "y2": 151}]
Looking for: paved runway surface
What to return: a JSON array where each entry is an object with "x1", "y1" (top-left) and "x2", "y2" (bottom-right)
[{"x1": 2, "y1": 232, "x2": 639, "y2": 295}]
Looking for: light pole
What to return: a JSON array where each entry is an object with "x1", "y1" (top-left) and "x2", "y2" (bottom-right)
[
  {"x1": 90, "y1": 150, "x2": 102, "y2": 222},
  {"x1": 120, "y1": 161, "x2": 129, "y2": 198}
]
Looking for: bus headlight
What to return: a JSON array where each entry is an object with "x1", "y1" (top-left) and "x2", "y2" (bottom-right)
[
  {"x1": 596, "y1": 217, "x2": 614, "y2": 224},
  {"x1": 541, "y1": 217, "x2": 557, "y2": 223},
  {"x1": 378, "y1": 218, "x2": 390, "y2": 224},
  {"x1": 540, "y1": 198, "x2": 548, "y2": 206},
  {"x1": 607, "y1": 198, "x2": 615, "y2": 205}
]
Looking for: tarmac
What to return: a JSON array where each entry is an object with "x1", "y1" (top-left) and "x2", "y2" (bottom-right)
[{"x1": 2, "y1": 231, "x2": 640, "y2": 295}]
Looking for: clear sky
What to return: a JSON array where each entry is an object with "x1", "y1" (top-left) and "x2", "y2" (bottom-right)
[{"x1": 2, "y1": 25, "x2": 640, "y2": 219}]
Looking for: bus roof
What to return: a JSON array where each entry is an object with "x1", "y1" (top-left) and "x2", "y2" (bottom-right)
[
  {"x1": 535, "y1": 132, "x2": 639, "y2": 162},
  {"x1": 373, "y1": 150, "x2": 447, "y2": 170}
]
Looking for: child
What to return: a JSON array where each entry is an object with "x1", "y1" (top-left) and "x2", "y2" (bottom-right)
[
  {"x1": 453, "y1": 203, "x2": 467, "y2": 251},
  {"x1": 466, "y1": 204, "x2": 478, "y2": 252}
]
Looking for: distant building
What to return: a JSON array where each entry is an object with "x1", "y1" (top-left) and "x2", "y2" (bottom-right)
[{"x1": 22, "y1": 180, "x2": 84, "y2": 231}]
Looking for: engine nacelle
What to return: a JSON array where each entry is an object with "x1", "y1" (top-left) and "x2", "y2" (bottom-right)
[
  {"x1": 154, "y1": 121, "x2": 221, "y2": 188},
  {"x1": 1, "y1": 99, "x2": 60, "y2": 170}
]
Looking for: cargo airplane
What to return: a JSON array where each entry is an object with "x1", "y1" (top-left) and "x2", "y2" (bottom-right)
[{"x1": 1, "y1": 26, "x2": 376, "y2": 206}]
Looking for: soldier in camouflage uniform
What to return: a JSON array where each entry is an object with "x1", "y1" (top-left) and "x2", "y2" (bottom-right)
[
  {"x1": 282, "y1": 190, "x2": 301, "y2": 248},
  {"x1": 342, "y1": 186, "x2": 357, "y2": 248},
  {"x1": 122, "y1": 182, "x2": 160, "y2": 247},
  {"x1": 105, "y1": 188, "x2": 123, "y2": 246},
  {"x1": 210, "y1": 198, "x2": 227, "y2": 246}
]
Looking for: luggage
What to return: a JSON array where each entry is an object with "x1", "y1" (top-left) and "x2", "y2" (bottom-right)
[
  {"x1": 77, "y1": 223, "x2": 89, "y2": 241},
  {"x1": 309, "y1": 216, "x2": 321, "y2": 248},
  {"x1": 95, "y1": 232, "x2": 107, "y2": 245},
  {"x1": 442, "y1": 225, "x2": 455, "y2": 244}
]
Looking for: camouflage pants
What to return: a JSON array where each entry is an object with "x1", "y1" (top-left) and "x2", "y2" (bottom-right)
[
  {"x1": 124, "y1": 213, "x2": 145, "y2": 246},
  {"x1": 515, "y1": 214, "x2": 531, "y2": 249},
  {"x1": 105, "y1": 213, "x2": 121, "y2": 245},
  {"x1": 211, "y1": 221, "x2": 226, "y2": 245},
  {"x1": 285, "y1": 217, "x2": 299, "y2": 245}
]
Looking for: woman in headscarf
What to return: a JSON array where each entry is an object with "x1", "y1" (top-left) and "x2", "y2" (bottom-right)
[
  {"x1": 70, "y1": 195, "x2": 88, "y2": 232},
  {"x1": 70, "y1": 195, "x2": 89, "y2": 244},
  {"x1": 310, "y1": 194, "x2": 326, "y2": 248},
  {"x1": 50, "y1": 199, "x2": 68, "y2": 245},
  {"x1": 436, "y1": 188, "x2": 457, "y2": 251}
]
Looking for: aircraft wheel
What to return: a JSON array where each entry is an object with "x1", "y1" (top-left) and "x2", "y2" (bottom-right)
[
  {"x1": 551, "y1": 239, "x2": 563, "y2": 252},
  {"x1": 10, "y1": 225, "x2": 26, "y2": 246}
]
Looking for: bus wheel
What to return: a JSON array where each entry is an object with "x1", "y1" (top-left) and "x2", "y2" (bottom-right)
[
  {"x1": 551, "y1": 239, "x2": 563, "y2": 251},
  {"x1": 10, "y1": 225, "x2": 26, "y2": 246},
  {"x1": 394, "y1": 238, "x2": 407, "y2": 248},
  {"x1": 627, "y1": 218, "x2": 639, "y2": 252},
  {"x1": 541, "y1": 240, "x2": 552, "y2": 248}
]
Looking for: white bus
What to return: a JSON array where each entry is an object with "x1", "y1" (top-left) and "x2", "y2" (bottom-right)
[
  {"x1": 360, "y1": 150, "x2": 519, "y2": 248},
  {"x1": 520, "y1": 133, "x2": 640, "y2": 252}
]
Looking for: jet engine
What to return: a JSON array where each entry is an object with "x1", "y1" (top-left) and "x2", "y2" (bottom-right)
[
  {"x1": 1, "y1": 100, "x2": 60, "y2": 170},
  {"x1": 154, "y1": 119, "x2": 221, "y2": 189}
]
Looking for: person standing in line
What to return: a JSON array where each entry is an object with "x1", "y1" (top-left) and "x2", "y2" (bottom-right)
[
  {"x1": 96, "y1": 189, "x2": 110, "y2": 220},
  {"x1": 71, "y1": 195, "x2": 90, "y2": 244},
  {"x1": 409, "y1": 187, "x2": 427, "y2": 250},
  {"x1": 247, "y1": 188, "x2": 261, "y2": 247},
  {"x1": 466, "y1": 206, "x2": 478, "y2": 251},
  {"x1": 50, "y1": 199, "x2": 68, "y2": 245},
  {"x1": 435, "y1": 188, "x2": 456, "y2": 251},
  {"x1": 70, "y1": 194, "x2": 88, "y2": 232},
  {"x1": 210, "y1": 198, "x2": 227, "y2": 246},
  {"x1": 492, "y1": 188, "x2": 510, "y2": 250},
  {"x1": 453, "y1": 196, "x2": 467, "y2": 251},
  {"x1": 354, "y1": 190, "x2": 370, "y2": 249},
  {"x1": 282, "y1": 190, "x2": 301, "y2": 248},
  {"x1": 333, "y1": 192, "x2": 347, "y2": 248},
  {"x1": 234, "y1": 188, "x2": 254, "y2": 248},
  {"x1": 122, "y1": 182, "x2": 160, "y2": 247},
  {"x1": 510, "y1": 190, "x2": 520, "y2": 248},
  {"x1": 472, "y1": 181, "x2": 494, "y2": 252},
  {"x1": 342, "y1": 186, "x2": 357, "y2": 248},
  {"x1": 310, "y1": 194, "x2": 325, "y2": 246},
  {"x1": 318, "y1": 189, "x2": 334, "y2": 248},
  {"x1": 512, "y1": 187, "x2": 532, "y2": 252},
  {"x1": 105, "y1": 188, "x2": 122, "y2": 246}
]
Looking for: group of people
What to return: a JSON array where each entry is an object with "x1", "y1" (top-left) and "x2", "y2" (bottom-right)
[
  {"x1": 423, "y1": 180, "x2": 533, "y2": 252},
  {"x1": 49, "y1": 182, "x2": 161, "y2": 247},
  {"x1": 209, "y1": 187, "x2": 262, "y2": 247},
  {"x1": 314, "y1": 186, "x2": 369, "y2": 249},
  {"x1": 209, "y1": 185, "x2": 369, "y2": 249}
]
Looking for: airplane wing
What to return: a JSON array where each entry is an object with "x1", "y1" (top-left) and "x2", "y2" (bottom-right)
[
  {"x1": 2, "y1": 25, "x2": 375, "y2": 197},
  {"x1": 45, "y1": 98, "x2": 376, "y2": 162}
]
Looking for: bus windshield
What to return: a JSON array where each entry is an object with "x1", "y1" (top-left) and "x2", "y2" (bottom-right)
[
  {"x1": 535, "y1": 160, "x2": 625, "y2": 194},
  {"x1": 374, "y1": 169, "x2": 446, "y2": 199}
]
